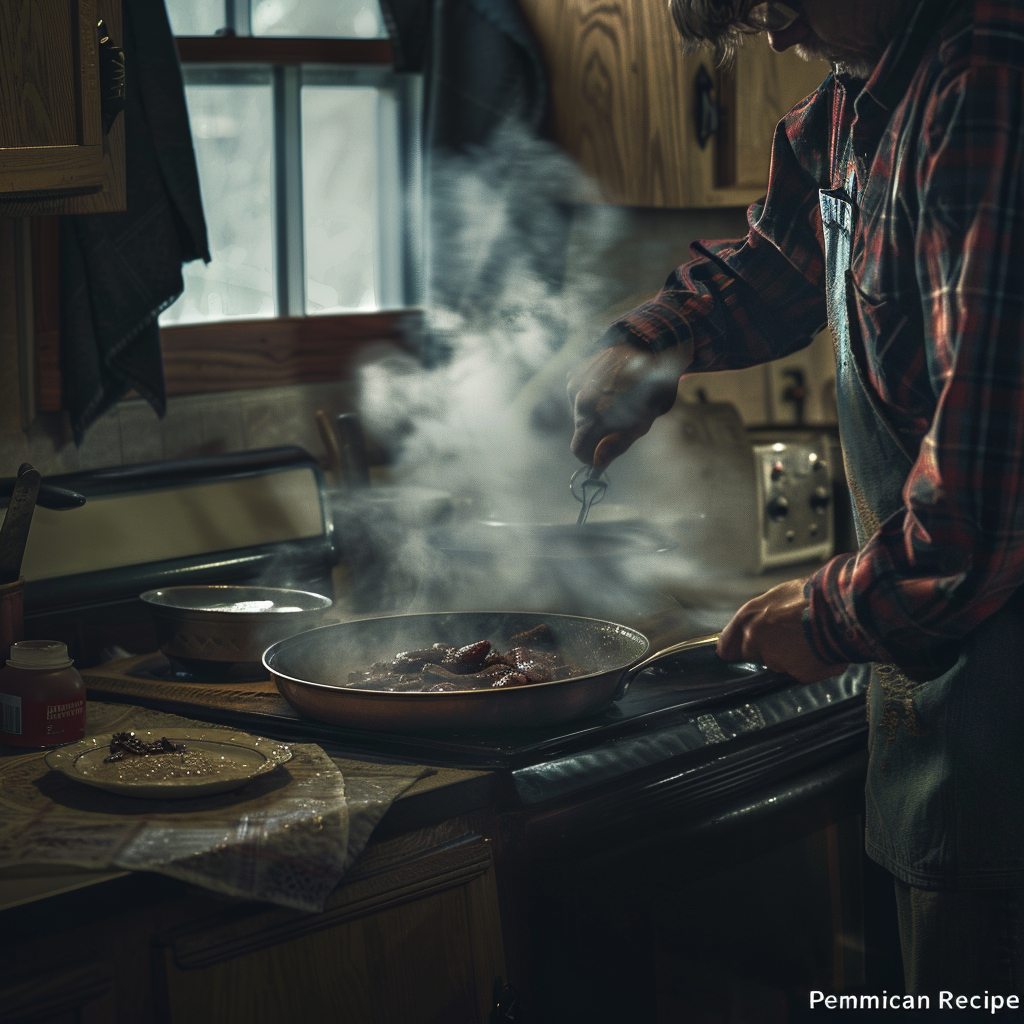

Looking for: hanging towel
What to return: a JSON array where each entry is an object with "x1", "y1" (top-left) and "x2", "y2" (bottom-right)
[{"x1": 60, "y1": 0, "x2": 209, "y2": 444}]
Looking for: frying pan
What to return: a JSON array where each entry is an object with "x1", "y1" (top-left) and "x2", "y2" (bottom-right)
[{"x1": 264, "y1": 610, "x2": 741, "y2": 731}]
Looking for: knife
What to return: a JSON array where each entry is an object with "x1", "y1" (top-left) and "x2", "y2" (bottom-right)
[
  {"x1": 0, "y1": 464, "x2": 42, "y2": 584},
  {"x1": 0, "y1": 478, "x2": 86, "y2": 511}
]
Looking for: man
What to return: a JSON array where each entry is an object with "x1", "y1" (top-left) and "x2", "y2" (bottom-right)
[{"x1": 568, "y1": 0, "x2": 1024, "y2": 998}]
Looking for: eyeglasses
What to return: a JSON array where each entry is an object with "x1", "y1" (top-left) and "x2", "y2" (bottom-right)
[{"x1": 737, "y1": 1, "x2": 802, "y2": 33}]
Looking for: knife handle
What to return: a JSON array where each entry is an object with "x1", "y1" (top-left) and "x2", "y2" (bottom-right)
[{"x1": 0, "y1": 479, "x2": 86, "y2": 511}]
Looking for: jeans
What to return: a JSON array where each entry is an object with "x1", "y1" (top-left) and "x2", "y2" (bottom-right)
[{"x1": 895, "y1": 878, "x2": 1024, "y2": 1001}]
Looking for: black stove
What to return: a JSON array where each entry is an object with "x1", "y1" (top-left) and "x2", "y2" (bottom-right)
[
  {"x1": 28, "y1": 446, "x2": 869, "y2": 805},
  {"x1": 89, "y1": 646, "x2": 868, "y2": 807}
]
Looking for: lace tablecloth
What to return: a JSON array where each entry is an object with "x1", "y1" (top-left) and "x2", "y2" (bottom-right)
[{"x1": 0, "y1": 702, "x2": 428, "y2": 912}]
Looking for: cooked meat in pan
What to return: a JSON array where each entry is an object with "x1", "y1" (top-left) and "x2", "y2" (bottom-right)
[{"x1": 345, "y1": 627, "x2": 584, "y2": 692}]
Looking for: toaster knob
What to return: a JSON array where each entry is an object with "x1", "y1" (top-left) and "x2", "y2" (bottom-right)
[
  {"x1": 771, "y1": 460, "x2": 786, "y2": 481},
  {"x1": 767, "y1": 496, "x2": 790, "y2": 521},
  {"x1": 810, "y1": 485, "x2": 831, "y2": 512}
]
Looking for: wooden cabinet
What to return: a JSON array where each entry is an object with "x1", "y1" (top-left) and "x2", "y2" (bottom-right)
[
  {"x1": 0, "y1": 829, "x2": 507, "y2": 1024},
  {"x1": 517, "y1": 0, "x2": 828, "y2": 208},
  {"x1": 156, "y1": 832, "x2": 507, "y2": 1024},
  {"x1": 0, "y1": 0, "x2": 125, "y2": 215}
]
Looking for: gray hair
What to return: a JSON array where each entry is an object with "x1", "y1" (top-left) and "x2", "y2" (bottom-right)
[{"x1": 668, "y1": 0, "x2": 760, "y2": 65}]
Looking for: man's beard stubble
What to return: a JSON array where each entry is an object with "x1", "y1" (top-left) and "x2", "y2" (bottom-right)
[{"x1": 794, "y1": 34, "x2": 879, "y2": 79}]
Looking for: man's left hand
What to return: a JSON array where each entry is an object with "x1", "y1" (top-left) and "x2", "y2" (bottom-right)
[{"x1": 717, "y1": 578, "x2": 848, "y2": 683}]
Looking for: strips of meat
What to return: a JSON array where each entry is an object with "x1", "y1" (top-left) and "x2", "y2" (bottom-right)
[
  {"x1": 345, "y1": 626, "x2": 585, "y2": 692},
  {"x1": 442, "y1": 640, "x2": 491, "y2": 673},
  {"x1": 508, "y1": 623, "x2": 554, "y2": 645},
  {"x1": 103, "y1": 732, "x2": 186, "y2": 763}
]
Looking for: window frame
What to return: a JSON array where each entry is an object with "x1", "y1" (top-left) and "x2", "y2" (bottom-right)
[{"x1": 34, "y1": 33, "x2": 422, "y2": 413}]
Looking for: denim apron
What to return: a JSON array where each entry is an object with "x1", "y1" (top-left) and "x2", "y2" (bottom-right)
[{"x1": 820, "y1": 149, "x2": 1024, "y2": 888}]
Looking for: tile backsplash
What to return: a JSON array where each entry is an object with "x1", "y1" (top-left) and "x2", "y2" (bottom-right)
[{"x1": 0, "y1": 380, "x2": 355, "y2": 478}]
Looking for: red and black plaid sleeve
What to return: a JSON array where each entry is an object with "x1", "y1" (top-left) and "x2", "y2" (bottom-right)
[
  {"x1": 604, "y1": 78, "x2": 831, "y2": 368},
  {"x1": 806, "y1": 59, "x2": 1024, "y2": 675},
  {"x1": 611, "y1": 1, "x2": 1024, "y2": 677}
]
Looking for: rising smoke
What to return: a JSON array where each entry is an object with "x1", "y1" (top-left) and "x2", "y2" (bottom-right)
[{"x1": 348, "y1": 125, "x2": 756, "y2": 626}]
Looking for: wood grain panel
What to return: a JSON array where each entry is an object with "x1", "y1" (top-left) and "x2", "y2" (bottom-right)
[
  {"x1": 0, "y1": 0, "x2": 125, "y2": 217},
  {"x1": 518, "y1": 0, "x2": 829, "y2": 208},
  {"x1": 0, "y1": 0, "x2": 79, "y2": 148},
  {"x1": 159, "y1": 311, "x2": 418, "y2": 396},
  {"x1": 0, "y1": 221, "x2": 26, "y2": 438},
  {"x1": 731, "y1": 37, "x2": 828, "y2": 189},
  {"x1": 158, "y1": 834, "x2": 506, "y2": 1024},
  {"x1": 40, "y1": 0, "x2": 125, "y2": 215},
  {"x1": 1, "y1": 962, "x2": 116, "y2": 1024},
  {"x1": 518, "y1": 0, "x2": 713, "y2": 207},
  {"x1": 0, "y1": 0, "x2": 105, "y2": 196},
  {"x1": 167, "y1": 825, "x2": 488, "y2": 968}
]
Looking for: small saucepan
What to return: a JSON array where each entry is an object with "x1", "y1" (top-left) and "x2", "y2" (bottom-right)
[
  {"x1": 141, "y1": 585, "x2": 333, "y2": 677},
  {"x1": 264, "y1": 610, "x2": 751, "y2": 731}
]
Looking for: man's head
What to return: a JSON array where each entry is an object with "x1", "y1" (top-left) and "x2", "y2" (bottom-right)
[{"x1": 669, "y1": 0, "x2": 916, "y2": 76}]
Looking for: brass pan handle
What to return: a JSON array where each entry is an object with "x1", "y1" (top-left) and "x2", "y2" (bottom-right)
[
  {"x1": 614, "y1": 632, "x2": 761, "y2": 701},
  {"x1": 627, "y1": 632, "x2": 721, "y2": 678}
]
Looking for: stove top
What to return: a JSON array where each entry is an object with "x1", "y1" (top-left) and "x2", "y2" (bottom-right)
[{"x1": 84, "y1": 647, "x2": 867, "y2": 779}]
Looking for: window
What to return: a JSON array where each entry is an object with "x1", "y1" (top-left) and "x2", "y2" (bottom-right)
[
  {"x1": 156, "y1": 0, "x2": 422, "y2": 394},
  {"x1": 165, "y1": 0, "x2": 388, "y2": 39}
]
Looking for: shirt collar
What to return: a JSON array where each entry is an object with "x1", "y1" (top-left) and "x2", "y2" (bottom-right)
[
  {"x1": 835, "y1": 0, "x2": 957, "y2": 161},
  {"x1": 866, "y1": 0, "x2": 951, "y2": 110}
]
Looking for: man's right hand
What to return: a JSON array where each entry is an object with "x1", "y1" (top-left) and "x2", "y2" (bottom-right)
[{"x1": 567, "y1": 343, "x2": 687, "y2": 468}]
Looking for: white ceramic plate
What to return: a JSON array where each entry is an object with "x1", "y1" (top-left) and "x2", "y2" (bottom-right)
[{"x1": 44, "y1": 729, "x2": 293, "y2": 799}]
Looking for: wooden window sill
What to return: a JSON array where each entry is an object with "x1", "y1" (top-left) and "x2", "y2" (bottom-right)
[
  {"x1": 175, "y1": 37, "x2": 393, "y2": 65},
  {"x1": 159, "y1": 311, "x2": 418, "y2": 396}
]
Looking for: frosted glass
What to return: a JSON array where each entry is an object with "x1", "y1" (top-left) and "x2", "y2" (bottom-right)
[
  {"x1": 302, "y1": 86, "x2": 380, "y2": 313},
  {"x1": 252, "y1": 0, "x2": 386, "y2": 38},
  {"x1": 160, "y1": 83, "x2": 275, "y2": 325},
  {"x1": 163, "y1": 0, "x2": 226, "y2": 35}
]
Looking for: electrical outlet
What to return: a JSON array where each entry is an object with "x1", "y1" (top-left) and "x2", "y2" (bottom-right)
[
  {"x1": 766, "y1": 331, "x2": 836, "y2": 425},
  {"x1": 767, "y1": 358, "x2": 812, "y2": 425}
]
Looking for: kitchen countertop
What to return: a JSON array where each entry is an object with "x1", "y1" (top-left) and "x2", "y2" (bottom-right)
[{"x1": 0, "y1": 742, "x2": 494, "y2": 913}]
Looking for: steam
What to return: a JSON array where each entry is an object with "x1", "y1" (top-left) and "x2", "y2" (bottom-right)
[
  {"x1": 359, "y1": 125, "x2": 610, "y2": 516},
  {"x1": 348, "y1": 125, "x2": 754, "y2": 626}
]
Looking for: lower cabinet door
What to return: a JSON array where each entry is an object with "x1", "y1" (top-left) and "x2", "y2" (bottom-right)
[{"x1": 154, "y1": 833, "x2": 507, "y2": 1024}]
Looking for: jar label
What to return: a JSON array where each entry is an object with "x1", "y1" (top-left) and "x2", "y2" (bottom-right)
[
  {"x1": 0, "y1": 693, "x2": 85, "y2": 745},
  {"x1": 0, "y1": 693, "x2": 21, "y2": 735}
]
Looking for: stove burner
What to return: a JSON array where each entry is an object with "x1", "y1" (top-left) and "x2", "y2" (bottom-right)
[{"x1": 130, "y1": 653, "x2": 270, "y2": 684}]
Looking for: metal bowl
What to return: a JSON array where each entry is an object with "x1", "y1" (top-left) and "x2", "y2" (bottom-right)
[{"x1": 140, "y1": 585, "x2": 333, "y2": 675}]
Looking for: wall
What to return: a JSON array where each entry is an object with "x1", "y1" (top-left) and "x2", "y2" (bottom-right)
[
  {"x1": 0, "y1": 219, "x2": 356, "y2": 479},
  {"x1": 0, "y1": 381, "x2": 356, "y2": 478},
  {"x1": 0, "y1": 202, "x2": 838, "y2": 481},
  {"x1": 564, "y1": 203, "x2": 838, "y2": 426}
]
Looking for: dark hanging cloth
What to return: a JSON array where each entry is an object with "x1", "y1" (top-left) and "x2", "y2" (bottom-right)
[
  {"x1": 379, "y1": 0, "x2": 569, "y2": 354},
  {"x1": 380, "y1": 0, "x2": 547, "y2": 145},
  {"x1": 60, "y1": 0, "x2": 209, "y2": 444}
]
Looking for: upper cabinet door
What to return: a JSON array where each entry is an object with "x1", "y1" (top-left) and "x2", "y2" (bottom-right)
[
  {"x1": 518, "y1": 0, "x2": 827, "y2": 208},
  {"x1": 718, "y1": 35, "x2": 829, "y2": 193},
  {"x1": 0, "y1": 0, "x2": 125, "y2": 213}
]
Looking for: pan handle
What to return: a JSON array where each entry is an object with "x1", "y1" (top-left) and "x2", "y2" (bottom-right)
[{"x1": 612, "y1": 632, "x2": 724, "y2": 701}]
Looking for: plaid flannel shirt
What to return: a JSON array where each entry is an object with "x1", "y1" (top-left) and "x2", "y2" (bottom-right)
[{"x1": 606, "y1": 0, "x2": 1024, "y2": 676}]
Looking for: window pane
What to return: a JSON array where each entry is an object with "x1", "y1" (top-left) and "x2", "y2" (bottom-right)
[
  {"x1": 161, "y1": 82, "x2": 275, "y2": 326},
  {"x1": 164, "y1": 0, "x2": 226, "y2": 35},
  {"x1": 302, "y1": 86, "x2": 380, "y2": 313},
  {"x1": 252, "y1": 0, "x2": 386, "y2": 38}
]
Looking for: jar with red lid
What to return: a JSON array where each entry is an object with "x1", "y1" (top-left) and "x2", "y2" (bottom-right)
[{"x1": 0, "y1": 640, "x2": 86, "y2": 747}]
